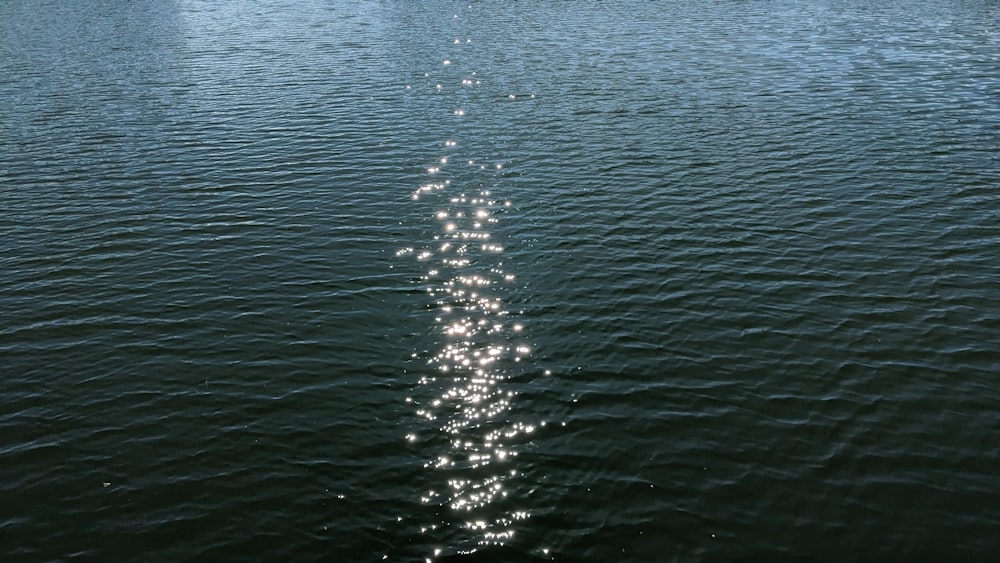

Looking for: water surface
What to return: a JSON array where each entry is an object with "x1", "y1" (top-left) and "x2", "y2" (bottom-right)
[{"x1": 2, "y1": 0, "x2": 999, "y2": 560}]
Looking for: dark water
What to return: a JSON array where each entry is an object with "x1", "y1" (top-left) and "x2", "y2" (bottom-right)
[{"x1": 3, "y1": 0, "x2": 999, "y2": 560}]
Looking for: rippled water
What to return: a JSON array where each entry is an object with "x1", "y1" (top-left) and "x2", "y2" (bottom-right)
[{"x1": 3, "y1": 0, "x2": 999, "y2": 560}]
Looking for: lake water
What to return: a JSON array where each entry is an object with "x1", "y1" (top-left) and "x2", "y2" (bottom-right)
[{"x1": 2, "y1": 0, "x2": 999, "y2": 560}]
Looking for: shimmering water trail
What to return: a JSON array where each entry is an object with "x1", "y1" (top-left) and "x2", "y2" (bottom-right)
[{"x1": 396, "y1": 5, "x2": 546, "y2": 559}]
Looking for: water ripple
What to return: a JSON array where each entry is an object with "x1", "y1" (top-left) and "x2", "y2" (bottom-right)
[{"x1": 3, "y1": 0, "x2": 1000, "y2": 560}]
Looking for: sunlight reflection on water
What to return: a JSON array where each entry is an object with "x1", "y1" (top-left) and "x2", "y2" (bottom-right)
[{"x1": 399, "y1": 5, "x2": 543, "y2": 558}]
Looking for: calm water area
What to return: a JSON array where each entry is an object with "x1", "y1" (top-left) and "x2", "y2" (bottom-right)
[{"x1": 2, "y1": 0, "x2": 999, "y2": 560}]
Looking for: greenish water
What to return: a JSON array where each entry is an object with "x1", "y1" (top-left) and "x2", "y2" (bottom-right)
[{"x1": 2, "y1": 0, "x2": 999, "y2": 560}]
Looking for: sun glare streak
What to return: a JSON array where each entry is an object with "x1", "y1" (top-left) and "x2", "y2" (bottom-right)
[{"x1": 397, "y1": 7, "x2": 549, "y2": 558}]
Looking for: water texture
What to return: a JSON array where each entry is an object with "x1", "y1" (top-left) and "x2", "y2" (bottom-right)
[{"x1": 2, "y1": 0, "x2": 999, "y2": 560}]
